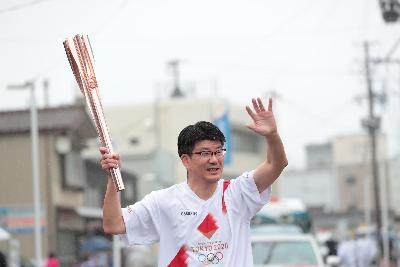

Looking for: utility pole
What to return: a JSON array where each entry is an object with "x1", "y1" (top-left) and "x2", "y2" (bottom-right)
[
  {"x1": 43, "y1": 79, "x2": 49, "y2": 107},
  {"x1": 7, "y1": 81, "x2": 42, "y2": 267},
  {"x1": 168, "y1": 59, "x2": 184, "y2": 97},
  {"x1": 362, "y1": 42, "x2": 383, "y2": 257},
  {"x1": 368, "y1": 36, "x2": 400, "y2": 267}
]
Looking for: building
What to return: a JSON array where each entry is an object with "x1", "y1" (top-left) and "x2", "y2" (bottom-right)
[
  {"x1": 279, "y1": 133, "x2": 390, "y2": 231},
  {"x1": 332, "y1": 134, "x2": 388, "y2": 212},
  {"x1": 388, "y1": 155, "x2": 400, "y2": 217},
  {"x1": 279, "y1": 168, "x2": 338, "y2": 212},
  {"x1": 281, "y1": 134, "x2": 387, "y2": 212},
  {"x1": 0, "y1": 103, "x2": 137, "y2": 265}
]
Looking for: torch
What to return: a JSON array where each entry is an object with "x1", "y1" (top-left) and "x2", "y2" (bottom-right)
[{"x1": 63, "y1": 34, "x2": 125, "y2": 191}]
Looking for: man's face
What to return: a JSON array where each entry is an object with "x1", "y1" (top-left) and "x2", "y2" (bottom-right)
[{"x1": 181, "y1": 140, "x2": 225, "y2": 183}]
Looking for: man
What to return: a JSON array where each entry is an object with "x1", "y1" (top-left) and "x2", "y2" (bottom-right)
[
  {"x1": 338, "y1": 233, "x2": 378, "y2": 267},
  {"x1": 0, "y1": 251, "x2": 6, "y2": 267},
  {"x1": 100, "y1": 97, "x2": 288, "y2": 266}
]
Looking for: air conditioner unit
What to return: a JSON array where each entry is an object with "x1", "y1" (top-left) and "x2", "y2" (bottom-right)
[{"x1": 56, "y1": 136, "x2": 71, "y2": 154}]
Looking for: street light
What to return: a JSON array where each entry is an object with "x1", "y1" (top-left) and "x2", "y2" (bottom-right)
[
  {"x1": 7, "y1": 81, "x2": 43, "y2": 267},
  {"x1": 379, "y1": 0, "x2": 400, "y2": 23}
]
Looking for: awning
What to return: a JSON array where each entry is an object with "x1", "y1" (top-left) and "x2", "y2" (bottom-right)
[
  {"x1": 56, "y1": 206, "x2": 103, "y2": 231},
  {"x1": 75, "y1": 206, "x2": 103, "y2": 219}
]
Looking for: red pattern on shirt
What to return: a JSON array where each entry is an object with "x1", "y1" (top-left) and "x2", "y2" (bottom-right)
[
  {"x1": 222, "y1": 180, "x2": 231, "y2": 214},
  {"x1": 168, "y1": 245, "x2": 188, "y2": 267},
  {"x1": 197, "y1": 213, "x2": 219, "y2": 239}
]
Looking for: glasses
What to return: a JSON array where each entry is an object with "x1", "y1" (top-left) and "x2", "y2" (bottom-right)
[{"x1": 192, "y1": 148, "x2": 227, "y2": 159}]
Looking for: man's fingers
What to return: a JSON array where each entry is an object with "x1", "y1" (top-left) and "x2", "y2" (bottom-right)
[
  {"x1": 100, "y1": 153, "x2": 120, "y2": 166},
  {"x1": 99, "y1": 146, "x2": 108, "y2": 152},
  {"x1": 245, "y1": 123, "x2": 256, "y2": 131},
  {"x1": 99, "y1": 147, "x2": 121, "y2": 175},
  {"x1": 246, "y1": 106, "x2": 257, "y2": 121},
  {"x1": 268, "y1": 97, "x2": 273, "y2": 111},
  {"x1": 252, "y1": 98, "x2": 260, "y2": 113},
  {"x1": 101, "y1": 160, "x2": 119, "y2": 169},
  {"x1": 101, "y1": 157, "x2": 119, "y2": 165},
  {"x1": 100, "y1": 148, "x2": 119, "y2": 161},
  {"x1": 257, "y1": 97, "x2": 265, "y2": 112},
  {"x1": 101, "y1": 154, "x2": 113, "y2": 161}
]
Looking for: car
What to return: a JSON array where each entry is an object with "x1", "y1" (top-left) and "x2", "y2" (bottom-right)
[
  {"x1": 255, "y1": 197, "x2": 312, "y2": 233},
  {"x1": 251, "y1": 213, "x2": 279, "y2": 226},
  {"x1": 251, "y1": 224, "x2": 303, "y2": 235},
  {"x1": 252, "y1": 234, "x2": 325, "y2": 267}
]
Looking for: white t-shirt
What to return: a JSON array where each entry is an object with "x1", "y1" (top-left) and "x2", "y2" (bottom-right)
[{"x1": 121, "y1": 170, "x2": 271, "y2": 267}]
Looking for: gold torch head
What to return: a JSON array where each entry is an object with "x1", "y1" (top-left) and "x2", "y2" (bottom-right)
[{"x1": 63, "y1": 38, "x2": 85, "y2": 94}]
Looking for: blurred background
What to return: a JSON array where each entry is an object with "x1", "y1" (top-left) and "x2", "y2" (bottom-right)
[{"x1": 0, "y1": 0, "x2": 400, "y2": 266}]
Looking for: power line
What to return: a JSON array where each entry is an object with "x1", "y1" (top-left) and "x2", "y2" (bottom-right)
[
  {"x1": 383, "y1": 34, "x2": 400, "y2": 60},
  {"x1": 93, "y1": 0, "x2": 132, "y2": 36}
]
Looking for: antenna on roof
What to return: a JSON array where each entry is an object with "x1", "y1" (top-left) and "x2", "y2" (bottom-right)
[{"x1": 168, "y1": 59, "x2": 184, "y2": 98}]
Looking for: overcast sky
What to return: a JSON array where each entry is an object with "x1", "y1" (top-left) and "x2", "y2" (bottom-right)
[{"x1": 1, "y1": 0, "x2": 400, "y2": 168}]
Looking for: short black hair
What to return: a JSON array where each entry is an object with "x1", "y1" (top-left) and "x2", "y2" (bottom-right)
[{"x1": 178, "y1": 121, "x2": 225, "y2": 157}]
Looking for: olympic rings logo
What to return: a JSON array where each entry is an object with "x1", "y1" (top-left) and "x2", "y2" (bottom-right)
[{"x1": 197, "y1": 252, "x2": 223, "y2": 265}]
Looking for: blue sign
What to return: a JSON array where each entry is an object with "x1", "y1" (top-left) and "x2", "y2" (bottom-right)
[{"x1": 214, "y1": 111, "x2": 232, "y2": 165}]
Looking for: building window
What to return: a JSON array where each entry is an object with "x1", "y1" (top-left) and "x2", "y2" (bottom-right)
[
  {"x1": 346, "y1": 176, "x2": 356, "y2": 185},
  {"x1": 130, "y1": 137, "x2": 139, "y2": 145},
  {"x1": 84, "y1": 186, "x2": 100, "y2": 207},
  {"x1": 232, "y1": 129, "x2": 259, "y2": 153},
  {"x1": 346, "y1": 175, "x2": 357, "y2": 210},
  {"x1": 59, "y1": 151, "x2": 86, "y2": 190}
]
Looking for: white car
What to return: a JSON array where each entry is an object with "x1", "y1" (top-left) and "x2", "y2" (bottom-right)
[
  {"x1": 251, "y1": 224, "x2": 303, "y2": 235},
  {"x1": 252, "y1": 234, "x2": 325, "y2": 267}
]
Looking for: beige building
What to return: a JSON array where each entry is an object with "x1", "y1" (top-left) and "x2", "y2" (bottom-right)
[
  {"x1": 0, "y1": 103, "x2": 137, "y2": 265},
  {"x1": 0, "y1": 104, "x2": 95, "y2": 263},
  {"x1": 387, "y1": 155, "x2": 400, "y2": 216},
  {"x1": 332, "y1": 134, "x2": 388, "y2": 212},
  {"x1": 279, "y1": 133, "x2": 391, "y2": 232}
]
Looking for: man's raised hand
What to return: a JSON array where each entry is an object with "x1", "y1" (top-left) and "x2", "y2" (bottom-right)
[{"x1": 245, "y1": 97, "x2": 278, "y2": 137}]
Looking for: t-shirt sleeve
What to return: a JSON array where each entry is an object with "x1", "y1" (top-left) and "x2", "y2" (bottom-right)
[
  {"x1": 226, "y1": 170, "x2": 271, "y2": 219},
  {"x1": 120, "y1": 192, "x2": 160, "y2": 246}
]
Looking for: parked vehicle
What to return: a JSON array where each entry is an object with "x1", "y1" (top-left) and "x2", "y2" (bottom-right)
[
  {"x1": 251, "y1": 234, "x2": 325, "y2": 267},
  {"x1": 254, "y1": 197, "x2": 312, "y2": 233},
  {"x1": 251, "y1": 224, "x2": 303, "y2": 235}
]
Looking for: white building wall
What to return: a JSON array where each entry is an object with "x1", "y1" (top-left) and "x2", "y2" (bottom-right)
[
  {"x1": 388, "y1": 156, "x2": 400, "y2": 215},
  {"x1": 332, "y1": 133, "x2": 387, "y2": 166},
  {"x1": 278, "y1": 168, "x2": 338, "y2": 211}
]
